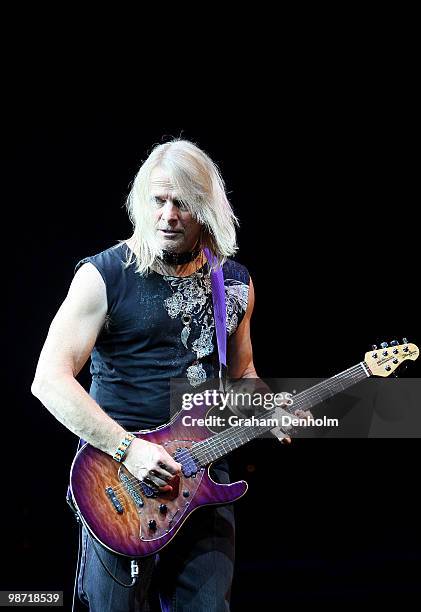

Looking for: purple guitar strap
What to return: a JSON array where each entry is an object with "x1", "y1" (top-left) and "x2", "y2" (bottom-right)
[{"x1": 203, "y1": 248, "x2": 227, "y2": 387}]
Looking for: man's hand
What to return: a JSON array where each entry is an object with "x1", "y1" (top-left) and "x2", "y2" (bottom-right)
[
  {"x1": 123, "y1": 438, "x2": 182, "y2": 492},
  {"x1": 294, "y1": 409, "x2": 313, "y2": 423},
  {"x1": 276, "y1": 408, "x2": 314, "y2": 444}
]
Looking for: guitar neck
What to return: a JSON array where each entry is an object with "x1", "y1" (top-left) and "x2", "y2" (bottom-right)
[{"x1": 191, "y1": 361, "x2": 371, "y2": 466}]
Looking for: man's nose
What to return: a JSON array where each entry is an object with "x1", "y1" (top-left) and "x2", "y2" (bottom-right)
[{"x1": 160, "y1": 201, "x2": 179, "y2": 225}]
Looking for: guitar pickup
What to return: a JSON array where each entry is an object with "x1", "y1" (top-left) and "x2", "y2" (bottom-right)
[
  {"x1": 139, "y1": 480, "x2": 158, "y2": 498},
  {"x1": 105, "y1": 486, "x2": 124, "y2": 514},
  {"x1": 174, "y1": 447, "x2": 199, "y2": 478}
]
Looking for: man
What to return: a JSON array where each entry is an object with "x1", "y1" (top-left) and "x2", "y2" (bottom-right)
[{"x1": 31, "y1": 139, "x2": 257, "y2": 611}]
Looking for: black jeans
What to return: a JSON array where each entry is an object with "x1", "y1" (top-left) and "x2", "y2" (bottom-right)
[{"x1": 75, "y1": 462, "x2": 235, "y2": 611}]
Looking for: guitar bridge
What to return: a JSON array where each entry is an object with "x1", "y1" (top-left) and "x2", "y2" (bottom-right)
[{"x1": 105, "y1": 486, "x2": 124, "y2": 514}]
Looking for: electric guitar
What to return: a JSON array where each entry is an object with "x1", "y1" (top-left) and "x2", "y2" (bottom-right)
[{"x1": 69, "y1": 340, "x2": 419, "y2": 558}]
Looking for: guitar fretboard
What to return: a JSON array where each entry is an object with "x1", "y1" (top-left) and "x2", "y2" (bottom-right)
[{"x1": 190, "y1": 362, "x2": 370, "y2": 466}]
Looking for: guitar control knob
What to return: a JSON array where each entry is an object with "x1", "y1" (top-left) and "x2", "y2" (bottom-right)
[
  {"x1": 148, "y1": 519, "x2": 157, "y2": 531},
  {"x1": 390, "y1": 340, "x2": 399, "y2": 346},
  {"x1": 159, "y1": 504, "x2": 168, "y2": 514},
  {"x1": 380, "y1": 342, "x2": 389, "y2": 349},
  {"x1": 183, "y1": 490, "x2": 190, "y2": 498}
]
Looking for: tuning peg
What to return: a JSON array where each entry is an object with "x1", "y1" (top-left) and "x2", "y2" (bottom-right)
[
  {"x1": 390, "y1": 340, "x2": 399, "y2": 346},
  {"x1": 371, "y1": 344, "x2": 378, "y2": 350},
  {"x1": 402, "y1": 338, "x2": 408, "y2": 344},
  {"x1": 380, "y1": 342, "x2": 389, "y2": 349}
]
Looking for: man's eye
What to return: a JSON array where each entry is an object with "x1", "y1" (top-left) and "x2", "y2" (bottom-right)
[
  {"x1": 173, "y1": 199, "x2": 187, "y2": 210},
  {"x1": 152, "y1": 196, "x2": 187, "y2": 210}
]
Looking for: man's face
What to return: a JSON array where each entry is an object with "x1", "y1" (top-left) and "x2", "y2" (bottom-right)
[{"x1": 150, "y1": 167, "x2": 202, "y2": 253}]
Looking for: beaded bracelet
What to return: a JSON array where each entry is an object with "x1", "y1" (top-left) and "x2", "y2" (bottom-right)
[{"x1": 112, "y1": 432, "x2": 135, "y2": 463}]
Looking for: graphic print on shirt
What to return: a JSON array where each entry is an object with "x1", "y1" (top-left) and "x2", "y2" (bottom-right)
[{"x1": 162, "y1": 270, "x2": 249, "y2": 386}]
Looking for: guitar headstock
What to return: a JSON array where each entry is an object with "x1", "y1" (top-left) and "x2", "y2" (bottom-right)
[{"x1": 364, "y1": 338, "x2": 419, "y2": 377}]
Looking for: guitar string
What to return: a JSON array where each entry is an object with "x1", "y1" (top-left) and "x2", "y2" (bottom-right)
[
  {"x1": 108, "y1": 364, "x2": 367, "y2": 495},
  {"x1": 191, "y1": 363, "x2": 369, "y2": 462},
  {"x1": 107, "y1": 363, "x2": 368, "y2": 496},
  {"x1": 174, "y1": 364, "x2": 369, "y2": 465},
  {"x1": 113, "y1": 348, "x2": 400, "y2": 489}
]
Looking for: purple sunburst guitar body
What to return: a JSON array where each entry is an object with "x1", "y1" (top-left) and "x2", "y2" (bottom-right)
[
  {"x1": 70, "y1": 399, "x2": 247, "y2": 558},
  {"x1": 69, "y1": 340, "x2": 419, "y2": 558}
]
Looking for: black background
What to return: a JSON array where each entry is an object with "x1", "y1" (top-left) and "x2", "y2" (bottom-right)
[{"x1": 3, "y1": 83, "x2": 420, "y2": 608}]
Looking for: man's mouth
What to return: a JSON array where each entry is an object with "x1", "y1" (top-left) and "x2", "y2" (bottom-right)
[{"x1": 159, "y1": 229, "x2": 182, "y2": 235}]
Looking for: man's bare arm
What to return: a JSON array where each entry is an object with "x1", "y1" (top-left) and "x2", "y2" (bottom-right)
[
  {"x1": 31, "y1": 263, "x2": 181, "y2": 486},
  {"x1": 227, "y1": 277, "x2": 258, "y2": 379}
]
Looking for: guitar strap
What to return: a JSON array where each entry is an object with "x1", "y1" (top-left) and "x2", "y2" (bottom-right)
[{"x1": 203, "y1": 248, "x2": 227, "y2": 388}]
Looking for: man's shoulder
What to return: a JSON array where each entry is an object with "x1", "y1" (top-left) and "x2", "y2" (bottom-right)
[
  {"x1": 222, "y1": 258, "x2": 250, "y2": 283},
  {"x1": 74, "y1": 242, "x2": 128, "y2": 276},
  {"x1": 90, "y1": 242, "x2": 127, "y2": 261}
]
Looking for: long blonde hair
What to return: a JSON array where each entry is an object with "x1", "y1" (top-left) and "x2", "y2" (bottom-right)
[{"x1": 120, "y1": 138, "x2": 239, "y2": 274}]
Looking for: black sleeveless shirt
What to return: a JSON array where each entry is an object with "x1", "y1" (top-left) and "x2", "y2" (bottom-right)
[{"x1": 75, "y1": 243, "x2": 250, "y2": 430}]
